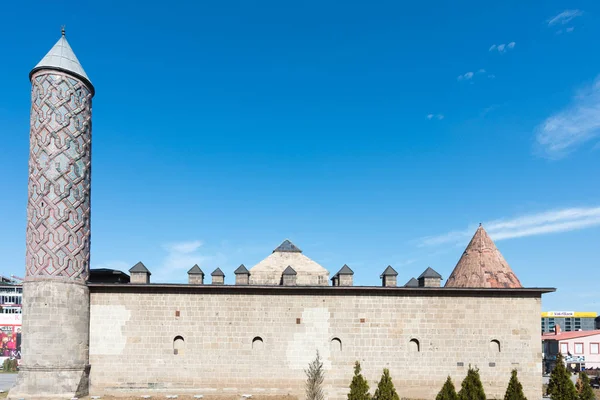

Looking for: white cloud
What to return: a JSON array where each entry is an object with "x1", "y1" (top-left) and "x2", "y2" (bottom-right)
[
  {"x1": 416, "y1": 206, "x2": 600, "y2": 247},
  {"x1": 457, "y1": 71, "x2": 474, "y2": 81},
  {"x1": 535, "y1": 76, "x2": 600, "y2": 159},
  {"x1": 427, "y1": 114, "x2": 434, "y2": 120},
  {"x1": 548, "y1": 10, "x2": 583, "y2": 26},
  {"x1": 489, "y1": 42, "x2": 516, "y2": 53},
  {"x1": 566, "y1": 27, "x2": 575, "y2": 33},
  {"x1": 165, "y1": 240, "x2": 203, "y2": 254},
  {"x1": 427, "y1": 114, "x2": 444, "y2": 120},
  {"x1": 458, "y1": 70, "x2": 494, "y2": 82},
  {"x1": 152, "y1": 240, "x2": 214, "y2": 282}
]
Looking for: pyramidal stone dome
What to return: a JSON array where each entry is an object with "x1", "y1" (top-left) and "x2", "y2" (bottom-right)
[
  {"x1": 249, "y1": 240, "x2": 329, "y2": 286},
  {"x1": 445, "y1": 225, "x2": 522, "y2": 288},
  {"x1": 273, "y1": 239, "x2": 302, "y2": 253},
  {"x1": 30, "y1": 31, "x2": 94, "y2": 93}
]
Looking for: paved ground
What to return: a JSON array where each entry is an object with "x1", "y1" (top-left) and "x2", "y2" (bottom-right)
[
  {"x1": 0, "y1": 373, "x2": 16, "y2": 392},
  {"x1": 542, "y1": 373, "x2": 579, "y2": 385}
]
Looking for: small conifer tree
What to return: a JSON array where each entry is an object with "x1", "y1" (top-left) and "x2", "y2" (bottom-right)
[
  {"x1": 503, "y1": 369, "x2": 527, "y2": 400},
  {"x1": 547, "y1": 353, "x2": 577, "y2": 400},
  {"x1": 305, "y1": 351, "x2": 325, "y2": 400},
  {"x1": 373, "y1": 368, "x2": 400, "y2": 400},
  {"x1": 436, "y1": 376, "x2": 458, "y2": 400},
  {"x1": 458, "y1": 366, "x2": 486, "y2": 400},
  {"x1": 575, "y1": 372, "x2": 595, "y2": 400},
  {"x1": 348, "y1": 361, "x2": 371, "y2": 400}
]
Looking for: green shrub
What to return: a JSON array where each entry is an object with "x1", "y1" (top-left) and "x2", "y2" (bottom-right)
[
  {"x1": 503, "y1": 369, "x2": 527, "y2": 400},
  {"x1": 547, "y1": 353, "x2": 577, "y2": 400},
  {"x1": 575, "y1": 372, "x2": 594, "y2": 400},
  {"x1": 436, "y1": 376, "x2": 458, "y2": 400},
  {"x1": 348, "y1": 361, "x2": 371, "y2": 400},
  {"x1": 2, "y1": 358, "x2": 18, "y2": 372},
  {"x1": 458, "y1": 366, "x2": 486, "y2": 400},
  {"x1": 373, "y1": 368, "x2": 400, "y2": 400},
  {"x1": 305, "y1": 351, "x2": 325, "y2": 400}
]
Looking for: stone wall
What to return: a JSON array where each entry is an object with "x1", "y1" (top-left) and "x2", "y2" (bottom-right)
[
  {"x1": 11, "y1": 280, "x2": 90, "y2": 398},
  {"x1": 89, "y1": 286, "x2": 543, "y2": 400}
]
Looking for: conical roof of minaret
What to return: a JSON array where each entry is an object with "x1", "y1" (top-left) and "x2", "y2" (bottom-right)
[
  {"x1": 30, "y1": 30, "x2": 94, "y2": 94},
  {"x1": 445, "y1": 225, "x2": 522, "y2": 288}
]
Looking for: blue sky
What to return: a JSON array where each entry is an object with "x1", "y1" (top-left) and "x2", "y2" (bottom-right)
[{"x1": 1, "y1": 0, "x2": 599, "y2": 311}]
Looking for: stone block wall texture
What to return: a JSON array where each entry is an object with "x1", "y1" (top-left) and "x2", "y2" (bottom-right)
[
  {"x1": 89, "y1": 288, "x2": 542, "y2": 400},
  {"x1": 420, "y1": 278, "x2": 441, "y2": 288},
  {"x1": 212, "y1": 276, "x2": 225, "y2": 285},
  {"x1": 188, "y1": 275, "x2": 204, "y2": 285},
  {"x1": 131, "y1": 272, "x2": 150, "y2": 284},
  {"x1": 250, "y1": 271, "x2": 328, "y2": 286},
  {"x1": 383, "y1": 276, "x2": 397, "y2": 287},
  {"x1": 11, "y1": 280, "x2": 90, "y2": 398},
  {"x1": 338, "y1": 275, "x2": 353, "y2": 287}
]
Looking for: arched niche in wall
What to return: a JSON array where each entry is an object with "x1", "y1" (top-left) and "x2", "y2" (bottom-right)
[
  {"x1": 409, "y1": 338, "x2": 420, "y2": 352},
  {"x1": 173, "y1": 335, "x2": 185, "y2": 355},
  {"x1": 490, "y1": 339, "x2": 501, "y2": 353},
  {"x1": 331, "y1": 337, "x2": 342, "y2": 352},
  {"x1": 252, "y1": 336, "x2": 264, "y2": 350}
]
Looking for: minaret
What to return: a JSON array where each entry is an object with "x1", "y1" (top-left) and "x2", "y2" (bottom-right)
[{"x1": 10, "y1": 29, "x2": 94, "y2": 399}]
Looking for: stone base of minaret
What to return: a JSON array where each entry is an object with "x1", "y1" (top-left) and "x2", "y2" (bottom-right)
[{"x1": 8, "y1": 280, "x2": 90, "y2": 399}]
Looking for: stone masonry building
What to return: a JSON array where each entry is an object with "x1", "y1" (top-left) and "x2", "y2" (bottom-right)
[{"x1": 10, "y1": 32, "x2": 554, "y2": 400}]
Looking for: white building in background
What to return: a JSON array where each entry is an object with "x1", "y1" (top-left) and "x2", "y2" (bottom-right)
[{"x1": 542, "y1": 326, "x2": 600, "y2": 373}]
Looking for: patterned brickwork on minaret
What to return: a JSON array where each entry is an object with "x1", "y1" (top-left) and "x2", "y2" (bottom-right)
[{"x1": 26, "y1": 71, "x2": 92, "y2": 281}]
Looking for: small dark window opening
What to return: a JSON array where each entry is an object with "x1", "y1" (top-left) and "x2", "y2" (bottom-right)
[
  {"x1": 173, "y1": 335, "x2": 184, "y2": 355},
  {"x1": 490, "y1": 339, "x2": 501, "y2": 353},
  {"x1": 409, "y1": 338, "x2": 420, "y2": 352},
  {"x1": 252, "y1": 336, "x2": 264, "y2": 350},
  {"x1": 331, "y1": 337, "x2": 342, "y2": 352}
]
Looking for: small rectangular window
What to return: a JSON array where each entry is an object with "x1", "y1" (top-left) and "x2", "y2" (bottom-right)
[
  {"x1": 574, "y1": 343, "x2": 584, "y2": 354},
  {"x1": 560, "y1": 343, "x2": 568, "y2": 354},
  {"x1": 590, "y1": 343, "x2": 599, "y2": 355}
]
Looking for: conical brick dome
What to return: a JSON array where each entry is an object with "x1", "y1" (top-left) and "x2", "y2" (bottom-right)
[{"x1": 445, "y1": 225, "x2": 522, "y2": 288}]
